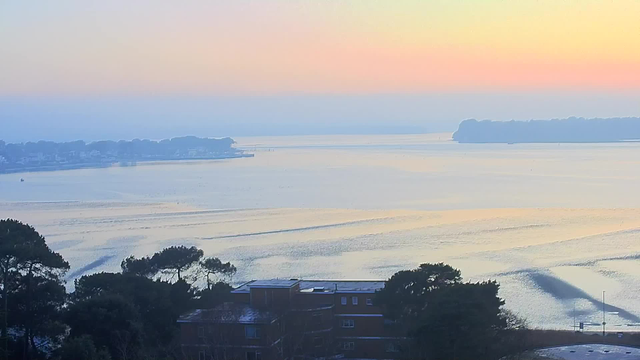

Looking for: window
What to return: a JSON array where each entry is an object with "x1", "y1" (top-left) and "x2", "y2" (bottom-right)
[
  {"x1": 366, "y1": 298, "x2": 373, "y2": 306},
  {"x1": 214, "y1": 349, "x2": 227, "y2": 360},
  {"x1": 341, "y1": 319, "x2": 355, "y2": 328},
  {"x1": 199, "y1": 351, "x2": 206, "y2": 360},
  {"x1": 340, "y1": 342, "x2": 355, "y2": 351},
  {"x1": 386, "y1": 342, "x2": 402, "y2": 353},
  {"x1": 245, "y1": 326, "x2": 260, "y2": 339},
  {"x1": 246, "y1": 351, "x2": 262, "y2": 360},
  {"x1": 341, "y1": 296, "x2": 347, "y2": 305},
  {"x1": 313, "y1": 337, "x2": 324, "y2": 347},
  {"x1": 384, "y1": 318, "x2": 398, "y2": 327},
  {"x1": 197, "y1": 326, "x2": 205, "y2": 338},
  {"x1": 352, "y1": 296, "x2": 358, "y2": 305},
  {"x1": 312, "y1": 313, "x2": 322, "y2": 325}
]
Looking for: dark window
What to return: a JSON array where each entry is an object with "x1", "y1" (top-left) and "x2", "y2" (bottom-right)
[
  {"x1": 246, "y1": 351, "x2": 262, "y2": 360},
  {"x1": 352, "y1": 296, "x2": 358, "y2": 305},
  {"x1": 312, "y1": 313, "x2": 322, "y2": 325},
  {"x1": 340, "y1": 342, "x2": 355, "y2": 351},
  {"x1": 386, "y1": 342, "x2": 402, "y2": 353},
  {"x1": 313, "y1": 337, "x2": 324, "y2": 347},
  {"x1": 366, "y1": 298, "x2": 373, "y2": 306},
  {"x1": 341, "y1": 296, "x2": 347, "y2": 305},
  {"x1": 215, "y1": 349, "x2": 227, "y2": 360},
  {"x1": 341, "y1": 319, "x2": 355, "y2": 328},
  {"x1": 199, "y1": 351, "x2": 206, "y2": 360},
  {"x1": 245, "y1": 326, "x2": 260, "y2": 339},
  {"x1": 197, "y1": 326, "x2": 205, "y2": 338}
]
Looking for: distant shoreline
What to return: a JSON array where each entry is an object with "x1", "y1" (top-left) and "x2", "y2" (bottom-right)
[
  {"x1": 453, "y1": 117, "x2": 640, "y2": 144},
  {"x1": 0, "y1": 135, "x2": 253, "y2": 175},
  {"x1": 0, "y1": 153, "x2": 254, "y2": 175}
]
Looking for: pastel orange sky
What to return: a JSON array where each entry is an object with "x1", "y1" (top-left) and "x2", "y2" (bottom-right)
[{"x1": 1, "y1": 1, "x2": 639, "y2": 96}]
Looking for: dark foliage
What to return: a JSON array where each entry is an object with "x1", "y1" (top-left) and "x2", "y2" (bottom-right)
[
  {"x1": 120, "y1": 256, "x2": 155, "y2": 278},
  {"x1": 0, "y1": 219, "x2": 69, "y2": 360},
  {"x1": 377, "y1": 263, "x2": 515, "y2": 360},
  {"x1": 375, "y1": 262, "x2": 461, "y2": 321},
  {"x1": 66, "y1": 294, "x2": 143, "y2": 360},
  {"x1": 200, "y1": 257, "x2": 236, "y2": 290},
  {"x1": 56, "y1": 335, "x2": 111, "y2": 360},
  {"x1": 2, "y1": 219, "x2": 235, "y2": 360},
  {"x1": 151, "y1": 246, "x2": 204, "y2": 282}
]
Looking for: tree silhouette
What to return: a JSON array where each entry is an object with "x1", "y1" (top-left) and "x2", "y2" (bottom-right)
[
  {"x1": 199, "y1": 257, "x2": 236, "y2": 290},
  {"x1": 0, "y1": 219, "x2": 69, "y2": 360},
  {"x1": 151, "y1": 246, "x2": 204, "y2": 282}
]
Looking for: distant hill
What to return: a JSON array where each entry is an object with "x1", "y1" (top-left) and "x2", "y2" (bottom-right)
[
  {"x1": 0, "y1": 136, "x2": 252, "y2": 174},
  {"x1": 452, "y1": 117, "x2": 640, "y2": 143}
]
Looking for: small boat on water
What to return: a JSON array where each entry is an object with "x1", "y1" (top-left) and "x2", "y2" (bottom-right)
[{"x1": 20, "y1": 178, "x2": 24, "y2": 182}]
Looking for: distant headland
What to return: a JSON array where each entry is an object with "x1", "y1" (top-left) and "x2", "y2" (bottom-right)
[
  {"x1": 452, "y1": 117, "x2": 640, "y2": 143},
  {"x1": 0, "y1": 136, "x2": 253, "y2": 174}
]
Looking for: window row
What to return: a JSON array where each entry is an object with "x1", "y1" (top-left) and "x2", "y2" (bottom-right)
[
  {"x1": 198, "y1": 350, "x2": 262, "y2": 360},
  {"x1": 197, "y1": 325, "x2": 261, "y2": 340},
  {"x1": 340, "y1": 296, "x2": 374, "y2": 306},
  {"x1": 338, "y1": 341, "x2": 402, "y2": 353}
]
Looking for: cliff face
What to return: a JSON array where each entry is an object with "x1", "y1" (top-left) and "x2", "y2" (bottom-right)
[{"x1": 452, "y1": 117, "x2": 640, "y2": 143}]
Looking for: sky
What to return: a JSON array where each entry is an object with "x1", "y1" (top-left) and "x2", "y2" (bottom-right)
[{"x1": 1, "y1": 1, "x2": 639, "y2": 141}]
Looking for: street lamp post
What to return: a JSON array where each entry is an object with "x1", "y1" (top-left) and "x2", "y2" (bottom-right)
[{"x1": 602, "y1": 291, "x2": 606, "y2": 337}]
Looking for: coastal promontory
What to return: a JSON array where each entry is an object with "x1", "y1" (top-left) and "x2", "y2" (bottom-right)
[{"x1": 453, "y1": 117, "x2": 640, "y2": 143}]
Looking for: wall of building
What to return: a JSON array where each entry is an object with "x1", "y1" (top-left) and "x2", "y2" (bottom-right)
[{"x1": 180, "y1": 284, "x2": 409, "y2": 360}]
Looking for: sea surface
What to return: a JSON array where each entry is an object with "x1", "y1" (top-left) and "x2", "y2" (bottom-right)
[{"x1": 2, "y1": 133, "x2": 640, "y2": 331}]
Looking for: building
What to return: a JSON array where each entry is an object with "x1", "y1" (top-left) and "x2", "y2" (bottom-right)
[{"x1": 178, "y1": 279, "x2": 408, "y2": 360}]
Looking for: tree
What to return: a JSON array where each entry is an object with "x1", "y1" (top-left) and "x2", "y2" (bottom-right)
[
  {"x1": 0, "y1": 219, "x2": 69, "y2": 360},
  {"x1": 72, "y1": 272, "x2": 180, "y2": 354},
  {"x1": 193, "y1": 282, "x2": 233, "y2": 309},
  {"x1": 57, "y1": 335, "x2": 111, "y2": 360},
  {"x1": 9, "y1": 275, "x2": 67, "y2": 356},
  {"x1": 200, "y1": 257, "x2": 236, "y2": 290},
  {"x1": 377, "y1": 263, "x2": 510, "y2": 360},
  {"x1": 150, "y1": 246, "x2": 203, "y2": 282},
  {"x1": 376, "y1": 262, "x2": 461, "y2": 321},
  {"x1": 66, "y1": 294, "x2": 143, "y2": 360},
  {"x1": 120, "y1": 256, "x2": 156, "y2": 278},
  {"x1": 414, "y1": 281, "x2": 506, "y2": 360}
]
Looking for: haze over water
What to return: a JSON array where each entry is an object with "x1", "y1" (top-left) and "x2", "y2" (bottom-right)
[{"x1": 2, "y1": 133, "x2": 640, "y2": 331}]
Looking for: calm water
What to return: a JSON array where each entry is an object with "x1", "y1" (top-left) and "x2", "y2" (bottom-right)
[{"x1": 2, "y1": 134, "x2": 640, "y2": 330}]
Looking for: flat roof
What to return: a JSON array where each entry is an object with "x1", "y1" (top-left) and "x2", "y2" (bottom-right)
[
  {"x1": 178, "y1": 303, "x2": 278, "y2": 324},
  {"x1": 535, "y1": 344, "x2": 640, "y2": 360},
  {"x1": 248, "y1": 279, "x2": 300, "y2": 288},
  {"x1": 232, "y1": 279, "x2": 385, "y2": 294}
]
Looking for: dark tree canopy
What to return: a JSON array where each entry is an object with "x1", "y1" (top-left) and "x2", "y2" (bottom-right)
[
  {"x1": 66, "y1": 294, "x2": 143, "y2": 360},
  {"x1": 200, "y1": 257, "x2": 237, "y2": 289},
  {"x1": 414, "y1": 281, "x2": 506, "y2": 360},
  {"x1": 376, "y1": 262, "x2": 461, "y2": 320},
  {"x1": 377, "y1": 263, "x2": 512, "y2": 360},
  {"x1": 150, "y1": 245, "x2": 204, "y2": 281},
  {"x1": 120, "y1": 256, "x2": 155, "y2": 278},
  {"x1": 1, "y1": 220, "x2": 236, "y2": 360},
  {"x1": 57, "y1": 335, "x2": 111, "y2": 360},
  {"x1": 0, "y1": 219, "x2": 69, "y2": 360},
  {"x1": 72, "y1": 246, "x2": 233, "y2": 359}
]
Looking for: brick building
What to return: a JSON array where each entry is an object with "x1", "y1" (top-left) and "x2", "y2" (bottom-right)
[{"x1": 178, "y1": 279, "x2": 407, "y2": 360}]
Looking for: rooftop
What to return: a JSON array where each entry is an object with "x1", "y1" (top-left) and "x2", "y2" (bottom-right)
[
  {"x1": 232, "y1": 279, "x2": 385, "y2": 294},
  {"x1": 178, "y1": 303, "x2": 278, "y2": 324},
  {"x1": 535, "y1": 344, "x2": 640, "y2": 360},
  {"x1": 245, "y1": 279, "x2": 300, "y2": 288}
]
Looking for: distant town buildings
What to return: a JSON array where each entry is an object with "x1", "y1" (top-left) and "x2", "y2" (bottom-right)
[
  {"x1": 178, "y1": 279, "x2": 407, "y2": 360},
  {"x1": 0, "y1": 136, "x2": 252, "y2": 173}
]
